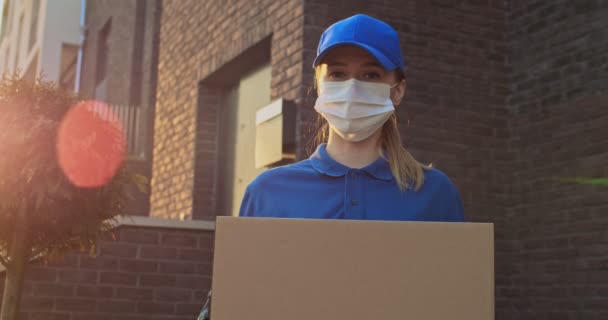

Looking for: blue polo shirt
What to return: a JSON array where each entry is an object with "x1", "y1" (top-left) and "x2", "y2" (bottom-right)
[{"x1": 239, "y1": 144, "x2": 465, "y2": 222}]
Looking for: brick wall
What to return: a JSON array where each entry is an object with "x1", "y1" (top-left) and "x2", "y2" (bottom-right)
[
  {"x1": 150, "y1": 0, "x2": 304, "y2": 219},
  {"x1": 508, "y1": 0, "x2": 608, "y2": 114},
  {"x1": 149, "y1": 1, "x2": 608, "y2": 319},
  {"x1": 0, "y1": 223, "x2": 214, "y2": 320},
  {"x1": 503, "y1": 1, "x2": 608, "y2": 318},
  {"x1": 79, "y1": 0, "x2": 161, "y2": 216},
  {"x1": 154, "y1": 0, "x2": 513, "y2": 314}
]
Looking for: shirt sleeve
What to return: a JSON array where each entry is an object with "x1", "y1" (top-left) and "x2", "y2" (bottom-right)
[
  {"x1": 443, "y1": 178, "x2": 466, "y2": 222},
  {"x1": 238, "y1": 184, "x2": 256, "y2": 217}
]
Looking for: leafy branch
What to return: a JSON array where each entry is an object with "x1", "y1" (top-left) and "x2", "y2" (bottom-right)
[
  {"x1": 561, "y1": 178, "x2": 608, "y2": 186},
  {"x1": 0, "y1": 253, "x2": 9, "y2": 268}
]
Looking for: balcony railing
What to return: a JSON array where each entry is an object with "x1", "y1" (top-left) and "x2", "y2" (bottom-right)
[
  {"x1": 90, "y1": 102, "x2": 147, "y2": 160},
  {"x1": 113, "y1": 104, "x2": 146, "y2": 160}
]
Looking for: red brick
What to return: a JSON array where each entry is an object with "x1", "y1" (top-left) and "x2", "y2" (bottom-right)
[
  {"x1": 197, "y1": 233, "x2": 215, "y2": 249},
  {"x1": 177, "y1": 248, "x2": 213, "y2": 263},
  {"x1": 194, "y1": 289, "x2": 210, "y2": 301},
  {"x1": 161, "y1": 233, "x2": 198, "y2": 247},
  {"x1": 76, "y1": 285, "x2": 114, "y2": 298},
  {"x1": 115, "y1": 287, "x2": 154, "y2": 301},
  {"x1": 196, "y1": 263, "x2": 213, "y2": 275},
  {"x1": 96, "y1": 300, "x2": 137, "y2": 313},
  {"x1": 175, "y1": 275, "x2": 211, "y2": 290},
  {"x1": 136, "y1": 301, "x2": 175, "y2": 314},
  {"x1": 99, "y1": 244, "x2": 138, "y2": 258},
  {"x1": 32, "y1": 283, "x2": 74, "y2": 297},
  {"x1": 58, "y1": 269, "x2": 98, "y2": 284},
  {"x1": 139, "y1": 274, "x2": 176, "y2": 287},
  {"x1": 27, "y1": 312, "x2": 71, "y2": 320},
  {"x1": 99, "y1": 272, "x2": 137, "y2": 286},
  {"x1": 26, "y1": 267, "x2": 58, "y2": 282},
  {"x1": 154, "y1": 288, "x2": 192, "y2": 302},
  {"x1": 55, "y1": 298, "x2": 96, "y2": 312},
  {"x1": 79, "y1": 256, "x2": 120, "y2": 270},
  {"x1": 176, "y1": 302, "x2": 204, "y2": 315},
  {"x1": 162, "y1": 261, "x2": 200, "y2": 275},
  {"x1": 70, "y1": 314, "x2": 108, "y2": 320},
  {"x1": 52, "y1": 255, "x2": 80, "y2": 268},
  {"x1": 119, "y1": 259, "x2": 159, "y2": 273},
  {"x1": 20, "y1": 297, "x2": 54, "y2": 311},
  {"x1": 119, "y1": 229, "x2": 161, "y2": 245},
  {"x1": 140, "y1": 246, "x2": 178, "y2": 260}
]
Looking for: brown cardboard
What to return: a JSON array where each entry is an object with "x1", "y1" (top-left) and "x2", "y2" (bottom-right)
[{"x1": 211, "y1": 217, "x2": 494, "y2": 320}]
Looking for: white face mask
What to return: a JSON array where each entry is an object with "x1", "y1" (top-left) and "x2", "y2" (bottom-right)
[{"x1": 314, "y1": 79, "x2": 395, "y2": 142}]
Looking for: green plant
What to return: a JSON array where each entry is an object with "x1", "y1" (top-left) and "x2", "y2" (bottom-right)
[
  {"x1": 0, "y1": 77, "x2": 143, "y2": 320},
  {"x1": 561, "y1": 178, "x2": 608, "y2": 186}
]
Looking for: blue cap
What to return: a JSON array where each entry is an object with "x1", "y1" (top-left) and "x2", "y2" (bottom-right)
[{"x1": 313, "y1": 14, "x2": 406, "y2": 71}]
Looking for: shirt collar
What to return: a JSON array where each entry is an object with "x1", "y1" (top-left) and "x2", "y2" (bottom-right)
[{"x1": 309, "y1": 144, "x2": 394, "y2": 181}]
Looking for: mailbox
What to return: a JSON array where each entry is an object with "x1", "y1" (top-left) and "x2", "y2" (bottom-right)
[{"x1": 255, "y1": 98, "x2": 296, "y2": 168}]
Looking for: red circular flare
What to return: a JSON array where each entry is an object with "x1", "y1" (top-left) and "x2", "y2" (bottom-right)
[{"x1": 57, "y1": 100, "x2": 126, "y2": 188}]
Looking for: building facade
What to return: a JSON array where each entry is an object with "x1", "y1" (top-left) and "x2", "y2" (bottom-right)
[
  {"x1": 0, "y1": 0, "x2": 81, "y2": 88},
  {"x1": 152, "y1": 1, "x2": 608, "y2": 319},
  {"x1": 0, "y1": 1, "x2": 605, "y2": 319},
  {"x1": 0, "y1": 218, "x2": 215, "y2": 320},
  {"x1": 78, "y1": 0, "x2": 162, "y2": 216}
]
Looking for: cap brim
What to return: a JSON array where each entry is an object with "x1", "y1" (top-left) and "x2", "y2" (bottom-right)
[{"x1": 313, "y1": 41, "x2": 400, "y2": 71}]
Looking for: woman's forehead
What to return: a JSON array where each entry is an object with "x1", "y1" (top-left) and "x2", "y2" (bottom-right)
[{"x1": 321, "y1": 45, "x2": 382, "y2": 68}]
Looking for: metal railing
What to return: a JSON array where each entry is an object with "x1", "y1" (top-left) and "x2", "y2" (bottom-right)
[
  {"x1": 89, "y1": 102, "x2": 147, "y2": 160},
  {"x1": 113, "y1": 104, "x2": 146, "y2": 160}
]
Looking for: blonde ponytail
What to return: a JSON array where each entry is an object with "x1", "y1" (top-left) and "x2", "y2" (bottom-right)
[{"x1": 381, "y1": 114, "x2": 427, "y2": 191}]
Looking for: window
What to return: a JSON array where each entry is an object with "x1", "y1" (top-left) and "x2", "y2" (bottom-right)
[
  {"x1": 59, "y1": 44, "x2": 78, "y2": 91},
  {"x1": 95, "y1": 19, "x2": 111, "y2": 100},
  {"x1": 14, "y1": 14, "x2": 24, "y2": 70},
  {"x1": 28, "y1": 0, "x2": 40, "y2": 52},
  {"x1": 4, "y1": 48, "x2": 9, "y2": 71},
  {"x1": 96, "y1": 19, "x2": 111, "y2": 86},
  {"x1": 22, "y1": 52, "x2": 38, "y2": 83},
  {"x1": 0, "y1": 0, "x2": 11, "y2": 42}
]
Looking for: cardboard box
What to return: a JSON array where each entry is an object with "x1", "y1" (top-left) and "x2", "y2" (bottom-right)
[{"x1": 211, "y1": 217, "x2": 494, "y2": 320}]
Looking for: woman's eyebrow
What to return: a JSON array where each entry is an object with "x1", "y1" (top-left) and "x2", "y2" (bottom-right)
[
  {"x1": 361, "y1": 61, "x2": 383, "y2": 68},
  {"x1": 325, "y1": 61, "x2": 347, "y2": 66}
]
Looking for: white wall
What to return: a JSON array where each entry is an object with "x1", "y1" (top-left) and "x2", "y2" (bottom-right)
[
  {"x1": 0, "y1": 0, "x2": 81, "y2": 82},
  {"x1": 39, "y1": 0, "x2": 81, "y2": 82}
]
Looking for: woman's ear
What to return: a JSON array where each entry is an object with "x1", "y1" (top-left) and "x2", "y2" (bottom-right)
[{"x1": 391, "y1": 79, "x2": 406, "y2": 106}]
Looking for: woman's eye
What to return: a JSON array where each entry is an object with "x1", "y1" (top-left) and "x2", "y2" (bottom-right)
[
  {"x1": 363, "y1": 72, "x2": 382, "y2": 80},
  {"x1": 328, "y1": 71, "x2": 346, "y2": 80}
]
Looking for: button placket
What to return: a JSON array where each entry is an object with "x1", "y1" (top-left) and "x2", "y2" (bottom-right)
[{"x1": 345, "y1": 170, "x2": 364, "y2": 219}]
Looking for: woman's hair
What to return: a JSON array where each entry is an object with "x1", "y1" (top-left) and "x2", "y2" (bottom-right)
[{"x1": 312, "y1": 67, "x2": 428, "y2": 191}]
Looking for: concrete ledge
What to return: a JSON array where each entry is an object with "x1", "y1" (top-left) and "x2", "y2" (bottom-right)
[
  {"x1": 114, "y1": 215, "x2": 216, "y2": 231},
  {"x1": 0, "y1": 216, "x2": 216, "y2": 274}
]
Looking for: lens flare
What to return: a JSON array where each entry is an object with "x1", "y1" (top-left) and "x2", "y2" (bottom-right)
[{"x1": 57, "y1": 100, "x2": 126, "y2": 188}]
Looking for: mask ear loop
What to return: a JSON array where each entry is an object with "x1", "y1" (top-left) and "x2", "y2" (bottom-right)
[
  {"x1": 389, "y1": 78, "x2": 405, "y2": 88},
  {"x1": 389, "y1": 79, "x2": 406, "y2": 105}
]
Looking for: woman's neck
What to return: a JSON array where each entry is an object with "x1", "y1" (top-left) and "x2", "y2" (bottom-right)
[{"x1": 325, "y1": 129, "x2": 382, "y2": 169}]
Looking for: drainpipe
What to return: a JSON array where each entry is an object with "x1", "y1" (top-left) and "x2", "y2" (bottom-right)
[{"x1": 74, "y1": 0, "x2": 86, "y2": 93}]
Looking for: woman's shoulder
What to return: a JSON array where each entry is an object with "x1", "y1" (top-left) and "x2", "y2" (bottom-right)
[
  {"x1": 421, "y1": 167, "x2": 465, "y2": 221},
  {"x1": 422, "y1": 167, "x2": 459, "y2": 191},
  {"x1": 247, "y1": 159, "x2": 316, "y2": 191},
  {"x1": 240, "y1": 159, "x2": 318, "y2": 217},
  {"x1": 423, "y1": 167, "x2": 450, "y2": 180}
]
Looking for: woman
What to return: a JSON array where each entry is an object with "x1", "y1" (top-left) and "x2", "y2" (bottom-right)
[
  {"x1": 239, "y1": 14, "x2": 464, "y2": 221},
  {"x1": 198, "y1": 16, "x2": 466, "y2": 318}
]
